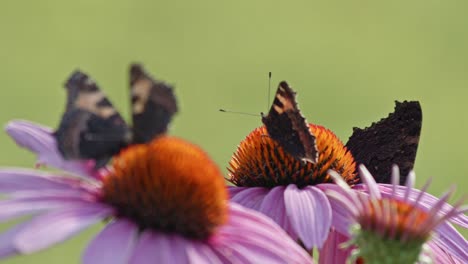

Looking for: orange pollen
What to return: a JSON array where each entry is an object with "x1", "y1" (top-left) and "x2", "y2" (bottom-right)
[
  {"x1": 361, "y1": 199, "x2": 430, "y2": 240},
  {"x1": 228, "y1": 125, "x2": 358, "y2": 188},
  {"x1": 101, "y1": 136, "x2": 228, "y2": 240}
]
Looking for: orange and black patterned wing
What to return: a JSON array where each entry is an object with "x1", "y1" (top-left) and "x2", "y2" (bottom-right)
[
  {"x1": 129, "y1": 64, "x2": 178, "y2": 144},
  {"x1": 346, "y1": 101, "x2": 422, "y2": 184},
  {"x1": 261, "y1": 81, "x2": 318, "y2": 164},
  {"x1": 54, "y1": 71, "x2": 131, "y2": 167}
]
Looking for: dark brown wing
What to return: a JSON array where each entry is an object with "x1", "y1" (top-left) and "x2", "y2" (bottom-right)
[
  {"x1": 346, "y1": 101, "x2": 422, "y2": 184},
  {"x1": 129, "y1": 64, "x2": 178, "y2": 144},
  {"x1": 54, "y1": 71, "x2": 131, "y2": 167},
  {"x1": 261, "y1": 81, "x2": 318, "y2": 164}
]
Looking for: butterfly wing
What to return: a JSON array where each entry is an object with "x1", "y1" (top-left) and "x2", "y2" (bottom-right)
[
  {"x1": 261, "y1": 81, "x2": 318, "y2": 164},
  {"x1": 129, "y1": 64, "x2": 178, "y2": 144},
  {"x1": 54, "y1": 71, "x2": 131, "y2": 166},
  {"x1": 345, "y1": 101, "x2": 422, "y2": 184}
]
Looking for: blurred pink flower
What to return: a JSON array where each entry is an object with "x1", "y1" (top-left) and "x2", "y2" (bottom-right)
[
  {"x1": 324, "y1": 165, "x2": 467, "y2": 263},
  {"x1": 0, "y1": 120, "x2": 312, "y2": 264}
]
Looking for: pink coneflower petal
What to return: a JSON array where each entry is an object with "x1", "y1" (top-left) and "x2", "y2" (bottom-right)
[
  {"x1": 428, "y1": 241, "x2": 463, "y2": 264},
  {"x1": 318, "y1": 229, "x2": 352, "y2": 264},
  {"x1": 258, "y1": 186, "x2": 296, "y2": 237},
  {"x1": 0, "y1": 169, "x2": 89, "y2": 194},
  {"x1": 230, "y1": 187, "x2": 269, "y2": 211},
  {"x1": 433, "y1": 223, "x2": 468, "y2": 262},
  {"x1": 403, "y1": 171, "x2": 416, "y2": 201},
  {"x1": 358, "y1": 165, "x2": 381, "y2": 200},
  {"x1": 186, "y1": 242, "x2": 224, "y2": 263},
  {"x1": 220, "y1": 240, "x2": 295, "y2": 263},
  {"x1": 324, "y1": 190, "x2": 357, "y2": 235},
  {"x1": 5, "y1": 120, "x2": 95, "y2": 178},
  {"x1": 14, "y1": 203, "x2": 112, "y2": 253},
  {"x1": 0, "y1": 222, "x2": 29, "y2": 258},
  {"x1": 227, "y1": 186, "x2": 248, "y2": 198},
  {"x1": 129, "y1": 232, "x2": 189, "y2": 264},
  {"x1": 284, "y1": 184, "x2": 332, "y2": 249},
  {"x1": 0, "y1": 191, "x2": 97, "y2": 222},
  {"x1": 217, "y1": 203, "x2": 312, "y2": 263},
  {"x1": 82, "y1": 219, "x2": 138, "y2": 264}
]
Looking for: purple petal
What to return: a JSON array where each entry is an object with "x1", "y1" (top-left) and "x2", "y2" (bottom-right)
[
  {"x1": 325, "y1": 197, "x2": 355, "y2": 235},
  {"x1": 14, "y1": 203, "x2": 112, "y2": 253},
  {"x1": 284, "y1": 184, "x2": 332, "y2": 249},
  {"x1": 230, "y1": 187, "x2": 268, "y2": 211},
  {"x1": 5, "y1": 120, "x2": 95, "y2": 178},
  {"x1": 227, "y1": 186, "x2": 248, "y2": 198},
  {"x1": 427, "y1": 241, "x2": 463, "y2": 264},
  {"x1": 216, "y1": 241, "x2": 309, "y2": 264},
  {"x1": 0, "y1": 222, "x2": 30, "y2": 259},
  {"x1": 186, "y1": 242, "x2": 223, "y2": 264},
  {"x1": 378, "y1": 184, "x2": 468, "y2": 228},
  {"x1": 83, "y1": 219, "x2": 138, "y2": 264},
  {"x1": 0, "y1": 192, "x2": 98, "y2": 223},
  {"x1": 358, "y1": 165, "x2": 381, "y2": 199},
  {"x1": 432, "y1": 222, "x2": 468, "y2": 262},
  {"x1": 213, "y1": 203, "x2": 312, "y2": 264},
  {"x1": 318, "y1": 229, "x2": 352, "y2": 264},
  {"x1": 129, "y1": 232, "x2": 189, "y2": 264},
  {"x1": 0, "y1": 169, "x2": 93, "y2": 194},
  {"x1": 258, "y1": 186, "x2": 296, "y2": 238}
]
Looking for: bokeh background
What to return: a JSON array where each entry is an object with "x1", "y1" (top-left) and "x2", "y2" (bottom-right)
[{"x1": 0, "y1": 0, "x2": 467, "y2": 263}]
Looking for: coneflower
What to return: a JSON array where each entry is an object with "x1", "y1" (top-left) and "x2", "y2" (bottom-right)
[
  {"x1": 325, "y1": 165, "x2": 467, "y2": 263},
  {"x1": 0, "y1": 65, "x2": 312, "y2": 263}
]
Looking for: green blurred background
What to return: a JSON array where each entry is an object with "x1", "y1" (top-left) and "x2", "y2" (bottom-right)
[{"x1": 0, "y1": 0, "x2": 466, "y2": 263}]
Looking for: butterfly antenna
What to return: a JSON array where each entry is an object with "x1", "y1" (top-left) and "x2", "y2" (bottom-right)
[
  {"x1": 267, "y1": 72, "x2": 272, "y2": 111},
  {"x1": 219, "y1": 109, "x2": 259, "y2": 117}
]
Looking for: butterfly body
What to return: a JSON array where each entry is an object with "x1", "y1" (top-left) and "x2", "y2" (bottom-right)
[{"x1": 54, "y1": 64, "x2": 177, "y2": 168}]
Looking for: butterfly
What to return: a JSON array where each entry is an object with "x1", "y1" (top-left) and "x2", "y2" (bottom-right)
[
  {"x1": 54, "y1": 64, "x2": 178, "y2": 168},
  {"x1": 261, "y1": 81, "x2": 319, "y2": 164},
  {"x1": 261, "y1": 81, "x2": 422, "y2": 184}
]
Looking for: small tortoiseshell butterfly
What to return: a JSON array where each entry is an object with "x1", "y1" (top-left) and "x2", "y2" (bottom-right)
[
  {"x1": 54, "y1": 64, "x2": 177, "y2": 168},
  {"x1": 261, "y1": 81, "x2": 422, "y2": 184},
  {"x1": 261, "y1": 81, "x2": 319, "y2": 164}
]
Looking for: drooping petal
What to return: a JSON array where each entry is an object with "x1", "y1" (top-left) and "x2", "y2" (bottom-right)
[
  {"x1": 324, "y1": 192, "x2": 356, "y2": 235},
  {"x1": 426, "y1": 241, "x2": 464, "y2": 264},
  {"x1": 284, "y1": 184, "x2": 332, "y2": 249},
  {"x1": 318, "y1": 229, "x2": 352, "y2": 264},
  {"x1": 258, "y1": 186, "x2": 296, "y2": 238},
  {"x1": 0, "y1": 169, "x2": 93, "y2": 194},
  {"x1": 129, "y1": 232, "x2": 189, "y2": 264},
  {"x1": 5, "y1": 120, "x2": 95, "y2": 178},
  {"x1": 214, "y1": 204, "x2": 312, "y2": 264},
  {"x1": 185, "y1": 241, "x2": 223, "y2": 264},
  {"x1": 230, "y1": 187, "x2": 268, "y2": 211},
  {"x1": 227, "y1": 186, "x2": 248, "y2": 198},
  {"x1": 217, "y1": 241, "x2": 304, "y2": 264},
  {"x1": 0, "y1": 191, "x2": 97, "y2": 223},
  {"x1": 432, "y1": 223, "x2": 468, "y2": 263},
  {"x1": 0, "y1": 222, "x2": 30, "y2": 259},
  {"x1": 82, "y1": 219, "x2": 137, "y2": 264},
  {"x1": 14, "y1": 203, "x2": 112, "y2": 253}
]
